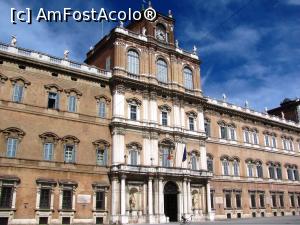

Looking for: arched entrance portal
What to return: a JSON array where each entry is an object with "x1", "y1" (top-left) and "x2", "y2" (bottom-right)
[{"x1": 164, "y1": 181, "x2": 178, "y2": 222}]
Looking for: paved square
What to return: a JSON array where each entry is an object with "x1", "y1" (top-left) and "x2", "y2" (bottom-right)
[{"x1": 165, "y1": 216, "x2": 300, "y2": 225}]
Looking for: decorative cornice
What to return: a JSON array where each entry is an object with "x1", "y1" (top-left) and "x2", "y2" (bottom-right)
[
  {"x1": 64, "y1": 88, "x2": 83, "y2": 97},
  {"x1": 44, "y1": 83, "x2": 63, "y2": 92},
  {"x1": 10, "y1": 76, "x2": 31, "y2": 87}
]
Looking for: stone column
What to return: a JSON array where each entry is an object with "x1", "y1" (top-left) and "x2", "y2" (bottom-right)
[
  {"x1": 120, "y1": 175, "x2": 128, "y2": 224},
  {"x1": 158, "y1": 177, "x2": 166, "y2": 222},
  {"x1": 149, "y1": 92, "x2": 157, "y2": 123},
  {"x1": 147, "y1": 177, "x2": 155, "y2": 223},
  {"x1": 200, "y1": 141, "x2": 207, "y2": 170},
  {"x1": 173, "y1": 97, "x2": 181, "y2": 128},
  {"x1": 111, "y1": 176, "x2": 119, "y2": 223},
  {"x1": 183, "y1": 178, "x2": 188, "y2": 215},
  {"x1": 206, "y1": 181, "x2": 214, "y2": 221},
  {"x1": 187, "y1": 180, "x2": 192, "y2": 214},
  {"x1": 112, "y1": 127, "x2": 125, "y2": 165}
]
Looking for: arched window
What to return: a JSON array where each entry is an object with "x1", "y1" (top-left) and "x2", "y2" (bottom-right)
[
  {"x1": 156, "y1": 59, "x2": 168, "y2": 83},
  {"x1": 127, "y1": 50, "x2": 139, "y2": 75},
  {"x1": 184, "y1": 67, "x2": 193, "y2": 90}
]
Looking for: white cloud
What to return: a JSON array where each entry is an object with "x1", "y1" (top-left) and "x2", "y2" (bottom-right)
[
  {"x1": 0, "y1": 0, "x2": 113, "y2": 62},
  {"x1": 286, "y1": 0, "x2": 300, "y2": 5}
]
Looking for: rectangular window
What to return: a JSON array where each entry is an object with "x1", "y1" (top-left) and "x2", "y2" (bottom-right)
[
  {"x1": 68, "y1": 96, "x2": 76, "y2": 112},
  {"x1": 253, "y1": 133, "x2": 258, "y2": 145},
  {"x1": 297, "y1": 196, "x2": 300, "y2": 207},
  {"x1": 96, "y1": 148, "x2": 107, "y2": 166},
  {"x1": 259, "y1": 194, "x2": 265, "y2": 208},
  {"x1": 6, "y1": 138, "x2": 18, "y2": 158},
  {"x1": 223, "y1": 161, "x2": 229, "y2": 175},
  {"x1": 229, "y1": 127, "x2": 235, "y2": 140},
  {"x1": 244, "y1": 131, "x2": 250, "y2": 143},
  {"x1": 269, "y1": 166, "x2": 275, "y2": 179},
  {"x1": 48, "y1": 92, "x2": 59, "y2": 109},
  {"x1": 271, "y1": 136, "x2": 276, "y2": 148},
  {"x1": 207, "y1": 159, "x2": 213, "y2": 172},
  {"x1": 43, "y1": 143, "x2": 54, "y2": 161},
  {"x1": 105, "y1": 57, "x2": 111, "y2": 71},
  {"x1": 204, "y1": 121, "x2": 211, "y2": 137},
  {"x1": 250, "y1": 194, "x2": 256, "y2": 208},
  {"x1": 272, "y1": 194, "x2": 277, "y2": 207},
  {"x1": 287, "y1": 168, "x2": 293, "y2": 180},
  {"x1": 225, "y1": 193, "x2": 231, "y2": 208},
  {"x1": 220, "y1": 126, "x2": 227, "y2": 139},
  {"x1": 96, "y1": 191, "x2": 105, "y2": 210},
  {"x1": 290, "y1": 195, "x2": 295, "y2": 207},
  {"x1": 276, "y1": 167, "x2": 282, "y2": 179},
  {"x1": 99, "y1": 102, "x2": 106, "y2": 118},
  {"x1": 265, "y1": 135, "x2": 269, "y2": 147},
  {"x1": 12, "y1": 84, "x2": 23, "y2": 102},
  {"x1": 39, "y1": 188, "x2": 51, "y2": 209},
  {"x1": 248, "y1": 164, "x2": 253, "y2": 177},
  {"x1": 257, "y1": 165, "x2": 263, "y2": 178},
  {"x1": 189, "y1": 117, "x2": 194, "y2": 131},
  {"x1": 233, "y1": 162, "x2": 239, "y2": 176},
  {"x1": 0, "y1": 186, "x2": 13, "y2": 208},
  {"x1": 279, "y1": 195, "x2": 284, "y2": 207},
  {"x1": 191, "y1": 155, "x2": 197, "y2": 170},
  {"x1": 130, "y1": 105, "x2": 137, "y2": 120},
  {"x1": 130, "y1": 150, "x2": 138, "y2": 165},
  {"x1": 236, "y1": 194, "x2": 241, "y2": 208},
  {"x1": 210, "y1": 191, "x2": 214, "y2": 209},
  {"x1": 62, "y1": 190, "x2": 72, "y2": 210},
  {"x1": 294, "y1": 170, "x2": 299, "y2": 181},
  {"x1": 64, "y1": 145, "x2": 75, "y2": 163},
  {"x1": 289, "y1": 141, "x2": 294, "y2": 151},
  {"x1": 162, "y1": 148, "x2": 170, "y2": 167},
  {"x1": 162, "y1": 111, "x2": 168, "y2": 126}
]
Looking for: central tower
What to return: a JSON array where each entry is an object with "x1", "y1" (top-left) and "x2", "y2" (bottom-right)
[{"x1": 85, "y1": 6, "x2": 213, "y2": 224}]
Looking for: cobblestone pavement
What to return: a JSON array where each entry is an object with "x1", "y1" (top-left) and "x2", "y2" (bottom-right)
[{"x1": 161, "y1": 216, "x2": 300, "y2": 225}]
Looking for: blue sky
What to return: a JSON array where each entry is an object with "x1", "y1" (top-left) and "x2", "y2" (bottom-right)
[{"x1": 0, "y1": 0, "x2": 299, "y2": 111}]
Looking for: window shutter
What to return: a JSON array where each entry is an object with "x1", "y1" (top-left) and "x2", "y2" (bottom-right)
[
  {"x1": 55, "y1": 93, "x2": 60, "y2": 109},
  {"x1": 72, "y1": 145, "x2": 76, "y2": 163},
  {"x1": 104, "y1": 148, "x2": 108, "y2": 166}
]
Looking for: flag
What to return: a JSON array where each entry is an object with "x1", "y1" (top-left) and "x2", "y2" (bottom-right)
[
  {"x1": 182, "y1": 146, "x2": 187, "y2": 162},
  {"x1": 167, "y1": 150, "x2": 172, "y2": 160}
]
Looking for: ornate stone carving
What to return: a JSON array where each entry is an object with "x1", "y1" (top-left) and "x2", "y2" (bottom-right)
[
  {"x1": 10, "y1": 76, "x2": 31, "y2": 87},
  {"x1": 112, "y1": 127, "x2": 125, "y2": 135},
  {"x1": 0, "y1": 72, "x2": 8, "y2": 83}
]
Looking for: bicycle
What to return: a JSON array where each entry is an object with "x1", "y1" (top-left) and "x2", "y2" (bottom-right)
[{"x1": 180, "y1": 215, "x2": 193, "y2": 225}]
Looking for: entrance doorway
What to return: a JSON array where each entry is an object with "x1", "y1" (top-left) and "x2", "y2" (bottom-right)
[{"x1": 164, "y1": 181, "x2": 178, "y2": 222}]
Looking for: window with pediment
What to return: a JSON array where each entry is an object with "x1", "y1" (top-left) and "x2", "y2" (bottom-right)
[
  {"x1": 44, "y1": 84, "x2": 63, "y2": 110},
  {"x1": 10, "y1": 76, "x2": 31, "y2": 103},
  {"x1": 1, "y1": 127, "x2": 25, "y2": 158},
  {"x1": 61, "y1": 136, "x2": 80, "y2": 163},
  {"x1": 159, "y1": 104, "x2": 171, "y2": 126},
  {"x1": 126, "y1": 97, "x2": 142, "y2": 121},
  {"x1": 95, "y1": 95, "x2": 111, "y2": 118},
  {"x1": 39, "y1": 132, "x2": 60, "y2": 161},
  {"x1": 65, "y1": 88, "x2": 82, "y2": 113},
  {"x1": 93, "y1": 140, "x2": 110, "y2": 166},
  {"x1": 159, "y1": 138, "x2": 175, "y2": 167},
  {"x1": 126, "y1": 142, "x2": 142, "y2": 166}
]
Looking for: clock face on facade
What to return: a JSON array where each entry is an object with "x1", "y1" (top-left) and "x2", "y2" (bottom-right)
[{"x1": 156, "y1": 25, "x2": 166, "y2": 41}]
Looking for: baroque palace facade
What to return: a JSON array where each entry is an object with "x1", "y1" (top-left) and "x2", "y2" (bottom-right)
[{"x1": 0, "y1": 10, "x2": 300, "y2": 225}]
